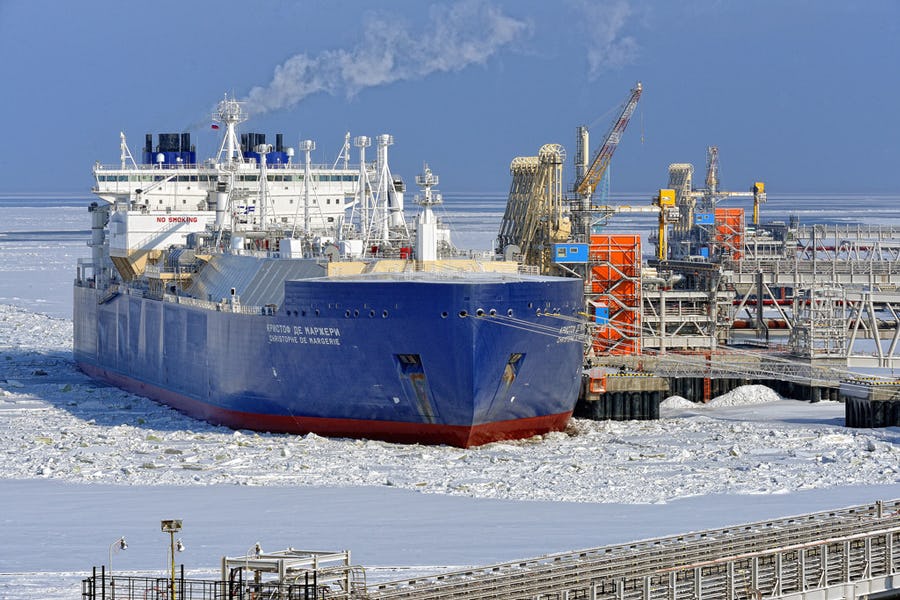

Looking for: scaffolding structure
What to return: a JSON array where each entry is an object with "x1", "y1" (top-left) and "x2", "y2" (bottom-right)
[
  {"x1": 788, "y1": 287, "x2": 848, "y2": 359},
  {"x1": 587, "y1": 234, "x2": 641, "y2": 355},
  {"x1": 714, "y1": 207, "x2": 744, "y2": 260},
  {"x1": 496, "y1": 144, "x2": 569, "y2": 272}
]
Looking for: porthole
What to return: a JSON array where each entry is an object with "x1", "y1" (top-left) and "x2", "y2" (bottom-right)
[
  {"x1": 489, "y1": 309, "x2": 497, "y2": 316},
  {"x1": 345, "y1": 309, "x2": 351, "y2": 318},
  {"x1": 458, "y1": 310, "x2": 468, "y2": 318},
  {"x1": 507, "y1": 309, "x2": 514, "y2": 316},
  {"x1": 382, "y1": 310, "x2": 389, "y2": 318},
  {"x1": 441, "y1": 311, "x2": 449, "y2": 318},
  {"x1": 370, "y1": 310, "x2": 376, "y2": 318},
  {"x1": 354, "y1": 309, "x2": 360, "y2": 317},
  {"x1": 527, "y1": 302, "x2": 533, "y2": 309},
  {"x1": 476, "y1": 308, "x2": 485, "y2": 317}
]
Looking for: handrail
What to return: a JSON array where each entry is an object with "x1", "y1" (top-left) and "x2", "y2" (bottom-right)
[
  {"x1": 368, "y1": 499, "x2": 900, "y2": 597},
  {"x1": 76, "y1": 500, "x2": 900, "y2": 600},
  {"x1": 94, "y1": 161, "x2": 365, "y2": 172}
]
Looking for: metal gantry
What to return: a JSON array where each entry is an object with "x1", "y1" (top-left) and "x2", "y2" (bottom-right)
[
  {"x1": 80, "y1": 501, "x2": 900, "y2": 600},
  {"x1": 497, "y1": 144, "x2": 569, "y2": 272},
  {"x1": 725, "y1": 224, "x2": 900, "y2": 367},
  {"x1": 366, "y1": 500, "x2": 900, "y2": 600}
]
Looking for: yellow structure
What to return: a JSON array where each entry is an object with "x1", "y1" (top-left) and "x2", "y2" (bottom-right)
[
  {"x1": 496, "y1": 144, "x2": 570, "y2": 273},
  {"x1": 654, "y1": 189, "x2": 678, "y2": 261}
]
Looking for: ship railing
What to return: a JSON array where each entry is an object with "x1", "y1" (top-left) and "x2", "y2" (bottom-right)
[
  {"x1": 144, "y1": 265, "x2": 199, "y2": 279},
  {"x1": 94, "y1": 160, "x2": 365, "y2": 172},
  {"x1": 229, "y1": 247, "x2": 280, "y2": 259},
  {"x1": 95, "y1": 163, "x2": 202, "y2": 172},
  {"x1": 430, "y1": 248, "x2": 498, "y2": 262},
  {"x1": 230, "y1": 159, "x2": 367, "y2": 171},
  {"x1": 422, "y1": 263, "x2": 495, "y2": 278},
  {"x1": 163, "y1": 293, "x2": 276, "y2": 315},
  {"x1": 109, "y1": 284, "x2": 146, "y2": 299},
  {"x1": 124, "y1": 285, "x2": 148, "y2": 298}
]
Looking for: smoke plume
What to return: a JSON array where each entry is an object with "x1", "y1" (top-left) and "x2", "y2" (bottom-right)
[
  {"x1": 245, "y1": 1, "x2": 528, "y2": 115},
  {"x1": 576, "y1": 0, "x2": 640, "y2": 79}
]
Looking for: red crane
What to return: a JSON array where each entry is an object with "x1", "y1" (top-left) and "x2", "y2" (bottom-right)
[{"x1": 575, "y1": 82, "x2": 642, "y2": 200}]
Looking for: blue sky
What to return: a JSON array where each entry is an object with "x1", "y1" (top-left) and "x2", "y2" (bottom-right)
[{"x1": 0, "y1": 0, "x2": 897, "y2": 194}]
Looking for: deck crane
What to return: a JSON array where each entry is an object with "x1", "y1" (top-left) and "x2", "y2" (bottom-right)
[
  {"x1": 495, "y1": 82, "x2": 642, "y2": 273},
  {"x1": 574, "y1": 82, "x2": 643, "y2": 211},
  {"x1": 700, "y1": 146, "x2": 766, "y2": 225}
]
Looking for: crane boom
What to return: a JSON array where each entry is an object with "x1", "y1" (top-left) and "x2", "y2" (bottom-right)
[{"x1": 575, "y1": 82, "x2": 642, "y2": 199}]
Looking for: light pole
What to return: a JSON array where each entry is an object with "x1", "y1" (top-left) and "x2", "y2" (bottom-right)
[
  {"x1": 246, "y1": 543, "x2": 263, "y2": 595},
  {"x1": 108, "y1": 536, "x2": 127, "y2": 599},
  {"x1": 108, "y1": 536, "x2": 127, "y2": 576},
  {"x1": 161, "y1": 519, "x2": 183, "y2": 600}
]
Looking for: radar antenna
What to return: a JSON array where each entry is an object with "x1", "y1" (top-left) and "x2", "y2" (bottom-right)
[{"x1": 213, "y1": 94, "x2": 247, "y2": 166}]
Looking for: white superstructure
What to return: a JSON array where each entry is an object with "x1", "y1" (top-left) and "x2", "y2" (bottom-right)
[{"x1": 92, "y1": 95, "x2": 412, "y2": 277}]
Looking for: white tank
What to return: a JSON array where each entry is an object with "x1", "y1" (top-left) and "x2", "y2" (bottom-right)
[
  {"x1": 340, "y1": 239, "x2": 364, "y2": 258},
  {"x1": 389, "y1": 189, "x2": 405, "y2": 228},
  {"x1": 415, "y1": 209, "x2": 438, "y2": 261},
  {"x1": 215, "y1": 191, "x2": 228, "y2": 228},
  {"x1": 280, "y1": 237, "x2": 303, "y2": 258}
]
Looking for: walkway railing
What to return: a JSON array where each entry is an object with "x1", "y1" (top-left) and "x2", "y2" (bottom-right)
[{"x1": 79, "y1": 500, "x2": 900, "y2": 600}]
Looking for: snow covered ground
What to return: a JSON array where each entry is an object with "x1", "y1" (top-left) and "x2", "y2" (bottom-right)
[
  {"x1": 3, "y1": 302, "x2": 898, "y2": 503},
  {"x1": 2, "y1": 302, "x2": 899, "y2": 599},
  {"x1": 0, "y1": 204, "x2": 899, "y2": 599}
]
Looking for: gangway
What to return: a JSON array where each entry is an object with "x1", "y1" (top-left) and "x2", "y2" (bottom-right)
[
  {"x1": 366, "y1": 499, "x2": 900, "y2": 600},
  {"x1": 80, "y1": 500, "x2": 900, "y2": 600}
]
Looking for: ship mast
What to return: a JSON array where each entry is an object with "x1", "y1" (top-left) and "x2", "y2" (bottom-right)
[
  {"x1": 119, "y1": 132, "x2": 138, "y2": 169},
  {"x1": 300, "y1": 139, "x2": 315, "y2": 235},
  {"x1": 258, "y1": 143, "x2": 273, "y2": 229},
  {"x1": 355, "y1": 136, "x2": 373, "y2": 247},
  {"x1": 332, "y1": 132, "x2": 351, "y2": 170},
  {"x1": 415, "y1": 164, "x2": 441, "y2": 262},
  {"x1": 375, "y1": 134, "x2": 394, "y2": 246},
  {"x1": 214, "y1": 94, "x2": 247, "y2": 166}
]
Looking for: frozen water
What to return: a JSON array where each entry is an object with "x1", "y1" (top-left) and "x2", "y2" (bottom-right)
[{"x1": 0, "y1": 201, "x2": 898, "y2": 600}]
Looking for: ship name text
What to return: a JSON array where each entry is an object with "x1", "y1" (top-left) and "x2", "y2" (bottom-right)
[{"x1": 266, "y1": 323, "x2": 341, "y2": 346}]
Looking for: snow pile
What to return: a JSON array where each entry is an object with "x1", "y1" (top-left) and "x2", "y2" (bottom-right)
[
  {"x1": 660, "y1": 395, "x2": 695, "y2": 409},
  {"x1": 2, "y1": 303, "x2": 899, "y2": 505},
  {"x1": 708, "y1": 385, "x2": 782, "y2": 407}
]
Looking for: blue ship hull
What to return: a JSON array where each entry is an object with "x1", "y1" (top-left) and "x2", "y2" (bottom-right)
[{"x1": 73, "y1": 274, "x2": 584, "y2": 447}]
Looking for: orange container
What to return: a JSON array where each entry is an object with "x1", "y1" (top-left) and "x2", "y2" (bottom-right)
[
  {"x1": 714, "y1": 208, "x2": 744, "y2": 260},
  {"x1": 588, "y1": 234, "x2": 641, "y2": 355}
]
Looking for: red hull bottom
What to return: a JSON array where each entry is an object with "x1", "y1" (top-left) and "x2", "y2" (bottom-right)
[{"x1": 77, "y1": 362, "x2": 573, "y2": 448}]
